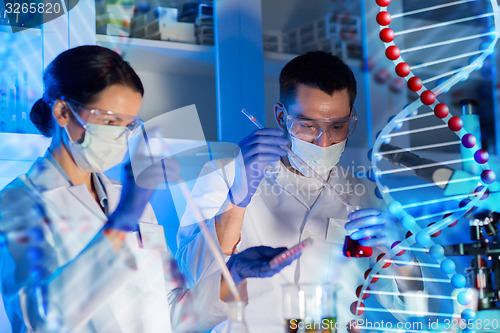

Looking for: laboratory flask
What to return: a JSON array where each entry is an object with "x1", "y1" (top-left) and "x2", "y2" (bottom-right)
[{"x1": 282, "y1": 283, "x2": 337, "y2": 333}]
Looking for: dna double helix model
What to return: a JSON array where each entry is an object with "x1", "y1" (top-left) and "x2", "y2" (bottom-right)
[{"x1": 351, "y1": 0, "x2": 500, "y2": 330}]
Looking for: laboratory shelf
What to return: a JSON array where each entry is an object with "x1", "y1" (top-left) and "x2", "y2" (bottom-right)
[
  {"x1": 95, "y1": 35, "x2": 349, "y2": 81},
  {"x1": 263, "y1": 50, "x2": 362, "y2": 79},
  {"x1": 95, "y1": 34, "x2": 215, "y2": 77}
]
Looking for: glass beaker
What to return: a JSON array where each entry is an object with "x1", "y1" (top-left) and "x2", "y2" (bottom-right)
[
  {"x1": 221, "y1": 301, "x2": 249, "y2": 333},
  {"x1": 342, "y1": 205, "x2": 373, "y2": 258},
  {"x1": 282, "y1": 283, "x2": 337, "y2": 333}
]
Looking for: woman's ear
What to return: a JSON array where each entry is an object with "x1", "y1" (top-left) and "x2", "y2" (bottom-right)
[
  {"x1": 274, "y1": 103, "x2": 286, "y2": 129},
  {"x1": 52, "y1": 99, "x2": 71, "y2": 127}
]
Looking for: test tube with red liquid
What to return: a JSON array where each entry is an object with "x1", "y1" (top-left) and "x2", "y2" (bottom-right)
[
  {"x1": 342, "y1": 206, "x2": 373, "y2": 258},
  {"x1": 270, "y1": 238, "x2": 313, "y2": 268}
]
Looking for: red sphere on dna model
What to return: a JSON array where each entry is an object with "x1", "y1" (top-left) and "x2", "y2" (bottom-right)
[
  {"x1": 420, "y1": 90, "x2": 436, "y2": 105},
  {"x1": 356, "y1": 285, "x2": 371, "y2": 299},
  {"x1": 350, "y1": 301, "x2": 365, "y2": 316},
  {"x1": 443, "y1": 213, "x2": 458, "y2": 228},
  {"x1": 376, "y1": 0, "x2": 391, "y2": 6},
  {"x1": 395, "y1": 62, "x2": 410, "y2": 77},
  {"x1": 385, "y1": 45, "x2": 400, "y2": 60},
  {"x1": 376, "y1": 11, "x2": 392, "y2": 26},
  {"x1": 448, "y1": 116, "x2": 463, "y2": 131},
  {"x1": 376, "y1": 253, "x2": 391, "y2": 268},
  {"x1": 427, "y1": 222, "x2": 442, "y2": 237},
  {"x1": 364, "y1": 268, "x2": 379, "y2": 283},
  {"x1": 379, "y1": 28, "x2": 394, "y2": 42},
  {"x1": 434, "y1": 103, "x2": 449, "y2": 118},
  {"x1": 407, "y1": 76, "x2": 422, "y2": 92}
]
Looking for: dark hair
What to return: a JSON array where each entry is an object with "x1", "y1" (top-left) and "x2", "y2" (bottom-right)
[
  {"x1": 30, "y1": 45, "x2": 144, "y2": 137},
  {"x1": 279, "y1": 51, "x2": 357, "y2": 109}
]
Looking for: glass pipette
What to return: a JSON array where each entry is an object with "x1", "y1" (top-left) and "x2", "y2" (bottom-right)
[{"x1": 241, "y1": 108, "x2": 353, "y2": 209}]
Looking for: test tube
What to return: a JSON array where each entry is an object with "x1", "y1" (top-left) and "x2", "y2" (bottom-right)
[
  {"x1": 241, "y1": 109, "x2": 354, "y2": 210},
  {"x1": 270, "y1": 238, "x2": 313, "y2": 268}
]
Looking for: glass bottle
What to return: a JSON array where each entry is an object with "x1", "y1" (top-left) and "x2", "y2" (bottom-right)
[
  {"x1": 282, "y1": 283, "x2": 337, "y2": 333},
  {"x1": 459, "y1": 99, "x2": 481, "y2": 175},
  {"x1": 222, "y1": 301, "x2": 249, "y2": 333}
]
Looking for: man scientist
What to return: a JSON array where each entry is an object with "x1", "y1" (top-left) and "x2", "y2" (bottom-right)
[{"x1": 176, "y1": 51, "x2": 422, "y2": 332}]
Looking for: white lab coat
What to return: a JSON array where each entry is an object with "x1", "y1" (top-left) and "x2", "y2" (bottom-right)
[
  {"x1": 177, "y1": 159, "x2": 407, "y2": 333},
  {"x1": 0, "y1": 151, "x2": 227, "y2": 333}
]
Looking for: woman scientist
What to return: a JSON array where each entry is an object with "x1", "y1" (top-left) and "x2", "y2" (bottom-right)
[{"x1": 0, "y1": 45, "x2": 294, "y2": 333}]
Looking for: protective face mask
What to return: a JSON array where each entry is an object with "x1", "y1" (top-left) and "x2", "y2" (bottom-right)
[
  {"x1": 65, "y1": 124, "x2": 129, "y2": 172},
  {"x1": 288, "y1": 136, "x2": 346, "y2": 178}
]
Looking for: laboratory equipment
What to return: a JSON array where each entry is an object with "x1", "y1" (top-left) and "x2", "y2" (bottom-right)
[
  {"x1": 131, "y1": 6, "x2": 195, "y2": 42},
  {"x1": 269, "y1": 238, "x2": 313, "y2": 268},
  {"x1": 96, "y1": 4, "x2": 134, "y2": 37},
  {"x1": 460, "y1": 99, "x2": 482, "y2": 175},
  {"x1": 282, "y1": 283, "x2": 337, "y2": 333},
  {"x1": 443, "y1": 209, "x2": 500, "y2": 311},
  {"x1": 178, "y1": 1, "x2": 212, "y2": 23},
  {"x1": 342, "y1": 232, "x2": 372, "y2": 258},
  {"x1": 342, "y1": 205, "x2": 373, "y2": 258},
  {"x1": 221, "y1": 301, "x2": 249, "y2": 333}
]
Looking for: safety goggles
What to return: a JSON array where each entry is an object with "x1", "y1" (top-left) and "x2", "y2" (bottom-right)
[
  {"x1": 64, "y1": 98, "x2": 144, "y2": 141},
  {"x1": 283, "y1": 106, "x2": 357, "y2": 143}
]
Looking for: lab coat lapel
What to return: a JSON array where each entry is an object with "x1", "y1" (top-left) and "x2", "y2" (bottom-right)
[
  {"x1": 98, "y1": 174, "x2": 157, "y2": 223},
  {"x1": 27, "y1": 153, "x2": 107, "y2": 221},
  {"x1": 302, "y1": 166, "x2": 352, "y2": 238},
  {"x1": 26, "y1": 157, "x2": 106, "y2": 262},
  {"x1": 66, "y1": 184, "x2": 107, "y2": 220},
  {"x1": 26, "y1": 155, "x2": 72, "y2": 193},
  {"x1": 272, "y1": 164, "x2": 313, "y2": 210},
  {"x1": 97, "y1": 174, "x2": 122, "y2": 214}
]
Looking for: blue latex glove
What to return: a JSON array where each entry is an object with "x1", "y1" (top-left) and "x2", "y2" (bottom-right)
[
  {"x1": 226, "y1": 246, "x2": 299, "y2": 285},
  {"x1": 107, "y1": 159, "x2": 180, "y2": 232},
  {"x1": 345, "y1": 208, "x2": 403, "y2": 250},
  {"x1": 231, "y1": 129, "x2": 288, "y2": 207}
]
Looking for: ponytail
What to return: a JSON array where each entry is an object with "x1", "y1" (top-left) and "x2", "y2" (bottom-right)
[{"x1": 30, "y1": 98, "x2": 55, "y2": 137}]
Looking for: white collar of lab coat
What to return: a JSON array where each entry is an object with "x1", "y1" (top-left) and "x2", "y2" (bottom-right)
[
  {"x1": 26, "y1": 150, "x2": 123, "y2": 217},
  {"x1": 272, "y1": 161, "x2": 348, "y2": 189},
  {"x1": 269, "y1": 161, "x2": 351, "y2": 208},
  {"x1": 24, "y1": 150, "x2": 73, "y2": 191}
]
